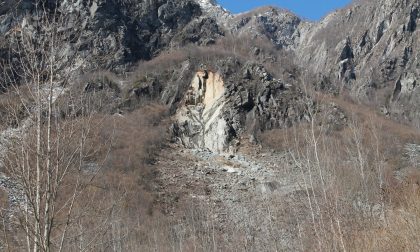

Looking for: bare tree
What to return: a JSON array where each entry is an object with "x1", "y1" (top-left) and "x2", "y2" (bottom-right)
[{"x1": 0, "y1": 1, "x2": 114, "y2": 251}]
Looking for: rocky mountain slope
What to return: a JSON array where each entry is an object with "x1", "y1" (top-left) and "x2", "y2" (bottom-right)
[
  {"x1": 296, "y1": 0, "x2": 419, "y2": 125},
  {"x1": 0, "y1": 0, "x2": 224, "y2": 72},
  {"x1": 3, "y1": 0, "x2": 416, "y2": 126},
  {"x1": 155, "y1": 142, "x2": 309, "y2": 251},
  {"x1": 1, "y1": 1, "x2": 417, "y2": 85},
  {"x1": 171, "y1": 60, "x2": 307, "y2": 152},
  {"x1": 0, "y1": 0, "x2": 419, "y2": 250},
  {"x1": 224, "y1": 0, "x2": 419, "y2": 125}
]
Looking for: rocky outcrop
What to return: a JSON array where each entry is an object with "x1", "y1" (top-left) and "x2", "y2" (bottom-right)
[
  {"x1": 294, "y1": 0, "x2": 419, "y2": 125},
  {"x1": 172, "y1": 59, "x2": 308, "y2": 153},
  {"x1": 0, "y1": 0, "x2": 224, "y2": 73},
  {"x1": 228, "y1": 7, "x2": 302, "y2": 50},
  {"x1": 79, "y1": 0, "x2": 224, "y2": 70},
  {"x1": 174, "y1": 70, "x2": 229, "y2": 152},
  {"x1": 195, "y1": 0, "x2": 418, "y2": 126},
  {"x1": 194, "y1": 0, "x2": 232, "y2": 26}
]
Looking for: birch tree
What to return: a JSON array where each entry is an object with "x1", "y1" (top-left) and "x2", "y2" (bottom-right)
[{"x1": 0, "y1": 1, "x2": 112, "y2": 251}]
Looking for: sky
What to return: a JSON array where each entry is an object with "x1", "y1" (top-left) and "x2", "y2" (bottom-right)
[{"x1": 217, "y1": 0, "x2": 352, "y2": 20}]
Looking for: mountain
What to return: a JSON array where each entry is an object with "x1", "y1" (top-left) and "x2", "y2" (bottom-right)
[
  {"x1": 0, "y1": 0, "x2": 224, "y2": 71},
  {"x1": 3, "y1": 0, "x2": 416, "y2": 125},
  {"x1": 220, "y1": 0, "x2": 419, "y2": 125},
  {"x1": 0, "y1": 0, "x2": 419, "y2": 251},
  {"x1": 296, "y1": 0, "x2": 419, "y2": 125}
]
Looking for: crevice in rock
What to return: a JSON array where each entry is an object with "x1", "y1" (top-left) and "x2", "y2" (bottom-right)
[
  {"x1": 392, "y1": 76, "x2": 402, "y2": 101},
  {"x1": 406, "y1": 7, "x2": 418, "y2": 32}
]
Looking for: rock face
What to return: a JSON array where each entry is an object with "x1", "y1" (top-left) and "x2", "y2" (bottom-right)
[
  {"x1": 211, "y1": 0, "x2": 419, "y2": 126},
  {"x1": 0, "y1": 0, "x2": 224, "y2": 72},
  {"x1": 174, "y1": 70, "x2": 229, "y2": 152},
  {"x1": 80, "y1": 0, "x2": 224, "y2": 70},
  {"x1": 167, "y1": 0, "x2": 419, "y2": 151},
  {"x1": 294, "y1": 0, "x2": 419, "y2": 125},
  {"x1": 228, "y1": 7, "x2": 302, "y2": 50},
  {"x1": 195, "y1": 0, "x2": 232, "y2": 26},
  {"x1": 171, "y1": 59, "x2": 308, "y2": 152}
]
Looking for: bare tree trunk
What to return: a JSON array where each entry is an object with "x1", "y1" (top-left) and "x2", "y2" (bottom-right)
[
  {"x1": 0, "y1": 1, "x2": 116, "y2": 250},
  {"x1": 34, "y1": 73, "x2": 42, "y2": 252}
]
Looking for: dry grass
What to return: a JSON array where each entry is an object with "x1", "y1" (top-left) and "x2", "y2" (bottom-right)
[
  {"x1": 126, "y1": 33, "x2": 296, "y2": 93},
  {"x1": 104, "y1": 104, "x2": 169, "y2": 171},
  {"x1": 0, "y1": 88, "x2": 32, "y2": 130},
  {"x1": 0, "y1": 103, "x2": 173, "y2": 251},
  {"x1": 314, "y1": 92, "x2": 420, "y2": 141},
  {"x1": 260, "y1": 94, "x2": 420, "y2": 251},
  {"x1": 0, "y1": 189, "x2": 7, "y2": 212},
  {"x1": 348, "y1": 187, "x2": 420, "y2": 252}
]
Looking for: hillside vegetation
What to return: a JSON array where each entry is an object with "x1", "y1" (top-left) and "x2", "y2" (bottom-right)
[{"x1": 0, "y1": 0, "x2": 418, "y2": 251}]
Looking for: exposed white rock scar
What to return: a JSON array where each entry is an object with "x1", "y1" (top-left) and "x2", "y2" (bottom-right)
[
  {"x1": 90, "y1": 1, "x2": 99, "y2": 18},
  {"x1": 176, "y1": 70, "x2": 228, "y2": 152},
  {"x1": 186, "y1": 70, "x2": 225, "y2": 107}
]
